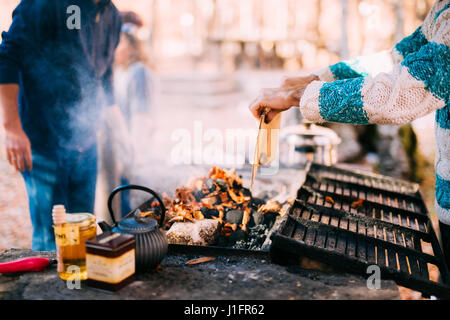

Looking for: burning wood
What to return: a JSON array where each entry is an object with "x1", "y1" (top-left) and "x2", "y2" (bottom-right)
[
  {"x1": 159, "y1": 166, "x2": 281, "y2": 249},
  {"x1": 257, "y1": 200, "x2": 281, "y2": 214},
  {"x1": 351, "y1": 198, "x2": 365, "y2": 209},
  {"x1": 241, "y1": 206, "x2": 251, "y2": 232},
  {"x1": 185, "y1": 257, "x2": 216, "y2": 265},
  {"x1": 324, "y1": 196, "x2": 335, "y2": 205}
]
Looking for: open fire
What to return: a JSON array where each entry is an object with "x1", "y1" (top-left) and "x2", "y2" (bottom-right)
[{"x1": 142, "y1": 167, "x2": 282, "y2": 250}]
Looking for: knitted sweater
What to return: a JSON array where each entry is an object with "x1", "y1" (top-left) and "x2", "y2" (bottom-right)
[{"x1": 300, "y1": 0, "x2": 450, "y2": 225}]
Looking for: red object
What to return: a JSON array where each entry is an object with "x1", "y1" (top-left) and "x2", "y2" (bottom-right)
[{"x1": 0, "y1": 257, "x2": 51, "y2": 273}]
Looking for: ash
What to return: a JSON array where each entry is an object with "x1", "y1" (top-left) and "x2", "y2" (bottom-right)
[
  {"x1": 232, "y1": 224, "x2": 271, "y2": 250},
  {"x1": 130, "y1": 166, "x2": 305, "y2": 251}
]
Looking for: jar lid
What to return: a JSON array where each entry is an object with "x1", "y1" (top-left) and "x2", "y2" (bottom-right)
[
  {"x1": 85, "y1": 231, "x2": 135, "y2": 258},
  {"x1": 65, "y1": 213, "x2": 96, "y2": 227}
]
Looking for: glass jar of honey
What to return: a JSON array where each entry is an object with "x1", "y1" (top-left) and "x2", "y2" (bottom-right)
[{"x1": 54, "y1": 212, "x2": 97, "y2": 281}]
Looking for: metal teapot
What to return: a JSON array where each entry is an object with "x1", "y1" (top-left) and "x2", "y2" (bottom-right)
[
  {"x1": 279, "y1": 122, "x2": 341, "y2": 167},
  {"x1": 99, "y1": 184, "x2": 168, "y2": 272}
]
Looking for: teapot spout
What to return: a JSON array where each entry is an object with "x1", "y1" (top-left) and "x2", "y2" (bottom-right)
[{"x1": 97, "y1": 220, "x2": 113, "y2": 233}]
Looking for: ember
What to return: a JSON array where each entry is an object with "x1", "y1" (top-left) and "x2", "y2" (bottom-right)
[
  {"x1": 154, "y1": 167, "x2": 281, "y2": 249},
  {"x1": 351, "y1": 198, "x2": 364, "y2": 209}
]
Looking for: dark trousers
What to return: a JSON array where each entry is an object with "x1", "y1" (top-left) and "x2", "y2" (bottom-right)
[
  {"x1": 21, "y1": 145, "x2": 98, "y2": 251},
  {"x1": 440, "y1": 222, "x2": 450, "y2": 269}
]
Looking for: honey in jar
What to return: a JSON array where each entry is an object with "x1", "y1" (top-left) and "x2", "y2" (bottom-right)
[{"x1": 53, "y1": 210, "x2": 97, "y2": 281}]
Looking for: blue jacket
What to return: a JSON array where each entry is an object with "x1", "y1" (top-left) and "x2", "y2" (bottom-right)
[{"x1": 0, "y1": 0, "x2": 122, "y2": 154}]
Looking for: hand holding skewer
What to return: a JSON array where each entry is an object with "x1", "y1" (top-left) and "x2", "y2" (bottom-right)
[{"x1": 248, "y1": 74, "x2": 319, "y2": 123}]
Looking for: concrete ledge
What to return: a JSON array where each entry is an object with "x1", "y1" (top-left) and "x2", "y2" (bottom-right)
[{"x1": 0, "y1": 248, "x2": 400, "y2": 300}]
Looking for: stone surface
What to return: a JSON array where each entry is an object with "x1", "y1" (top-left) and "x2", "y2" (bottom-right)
[
  {"x1": 166, "y1": 219, "x2": 220, "y2": 246},
  {"x1": 0, "y1": 248, "x2": 400, "y2": 300}
]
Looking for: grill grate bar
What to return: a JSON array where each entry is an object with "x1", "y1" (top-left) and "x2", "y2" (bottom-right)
[
  {"x1": 296, "y1": 195, "x2": 431, "y2": 240},
  {"x1": 304, "y1": 175, "x2": 427, "y2": 215},
  {"x1": 273, "y1": 233, "x2": 450, "y2": 298},
  {"x1": 271, "y1": 163, "x2": 450, "y2": 298},
  {"x1": 299, "y1": 185, "x2": 429, "y2": 223},
  {"x1": 287, "y1": 210, "x2": 438, "y2": 267},
  {"x1": 309, "y1": 163, "x2": 420, "y2": 195},
  {"x1": 308, "y1": 174, "x2": 423, "y2": 202}
]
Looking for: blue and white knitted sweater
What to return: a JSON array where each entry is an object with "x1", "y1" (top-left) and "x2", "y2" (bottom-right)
[{"x1": 300, "y1": 0, "x2": 450, "y2": 225}]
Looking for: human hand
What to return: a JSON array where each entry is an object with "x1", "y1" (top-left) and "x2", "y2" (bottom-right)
[
  {"x1": 120, "y1": 11, "x2": 144, "y2": 27},
  {"x1": 4, "y1": 121, "x2": 32, "y2": 172},
  {"x1": 249, "y1": 87, "x2": 306, "y2": 123},
  {"x1": 281, "y1": 74, "x2": 319, "y2": 89}
]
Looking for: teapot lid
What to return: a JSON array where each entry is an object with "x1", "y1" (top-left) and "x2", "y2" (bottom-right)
[{"x1": 117, "y1": 216, "x2": 158, "y2": 234}]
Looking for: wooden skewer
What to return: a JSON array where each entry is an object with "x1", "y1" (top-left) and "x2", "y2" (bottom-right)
[{"x1": 251, "y1": 108, "x2": 270, "y2": 191}]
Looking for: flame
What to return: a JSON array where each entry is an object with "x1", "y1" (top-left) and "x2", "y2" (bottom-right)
[{"x1": 154, "y1": 166, "x2": 280, "y2": 235}]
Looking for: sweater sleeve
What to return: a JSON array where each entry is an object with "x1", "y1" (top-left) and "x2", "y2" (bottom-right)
[
  {"x1": 392, "y1": 26, "x2": 428, "y2": 63},
  {"x1": 312, "y1": 25, "x2": 429, "y2": 83},
  {"x1": 312, "y1": 49, "x2": 397, "y2": 82},
  {"x1": 300, "y1": 11, "x2": 449, "y2": 126},
  {"x1": 0, "y1": 0, "x2": 53, "y2": 84}
]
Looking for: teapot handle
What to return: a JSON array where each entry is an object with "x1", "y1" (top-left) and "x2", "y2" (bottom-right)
[{"x1": 107, "y1": 184, "x2": 166, "y2": 228}]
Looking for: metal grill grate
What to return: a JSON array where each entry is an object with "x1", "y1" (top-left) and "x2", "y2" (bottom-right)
[
  {"x1": 270, "y1": 163, "x2": 450, "y2": 298},
  {"x1": 308, "y1": 163, "x2": 420, "y2": 196}
]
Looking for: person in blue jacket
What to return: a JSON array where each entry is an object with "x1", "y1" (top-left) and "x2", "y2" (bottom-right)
[{"x1": 0, "y1": 0, "x2": 124, "y2": 251}]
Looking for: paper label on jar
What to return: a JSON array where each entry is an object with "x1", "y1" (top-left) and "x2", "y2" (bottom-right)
[
  {"x1": 54, "y1": 225, "x2": 80, "y2": 246},
  {"x1": 86, "y1": 250, "x2": 135, "y2": 284}
]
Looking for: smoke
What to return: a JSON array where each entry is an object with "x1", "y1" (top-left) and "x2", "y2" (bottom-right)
[{"x1": 19, "y1": 35, "x2": 111, "y2": 153}]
